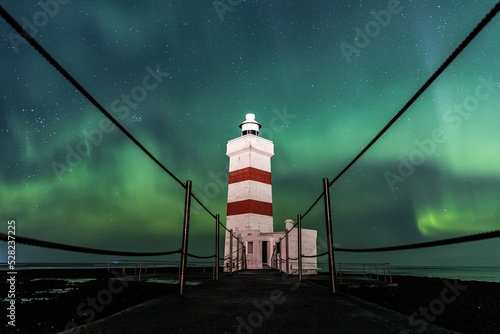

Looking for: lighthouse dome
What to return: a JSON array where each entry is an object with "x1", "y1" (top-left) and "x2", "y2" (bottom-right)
[{"x1": 239, "y1": 113, "x2": 262, "y2": 136}]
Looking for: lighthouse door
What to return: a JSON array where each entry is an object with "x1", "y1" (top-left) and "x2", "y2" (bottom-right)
[{"x1": 262, "y1": 241, "x2": 268, "y2": 265}]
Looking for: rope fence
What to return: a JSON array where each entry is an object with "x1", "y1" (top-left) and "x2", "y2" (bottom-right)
[
  {"x1": 300, "y1": 1, "x2": 500, "y2": 219},
  {"x1": 0, "y1": 233, "x2": 180, "y2": 257},
  {"x1": 0, "y1": 4, "x2": 233, "y2": 232},
  {"x1": 336, "y1": 230, "x2": 500, "y2": 253},
  {"x1": 0, "y1": 4, "x2": 246, "y2": 295},
  {"x1": 273, "y1": 2, "x2": 500, "y2": 293},
  {"x1": 1, "y1": 2, "x2": 500, "y2": 298},
  {"x1": 187, "y1": 253, "x2": 216, "y2": 259}
]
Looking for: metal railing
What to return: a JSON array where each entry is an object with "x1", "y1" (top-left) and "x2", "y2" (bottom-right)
[
  {"x1": 318, "y1": 262, "x2": 393, "y2": 285},
  {"x1": 108, "y1": 259, "x2": 219, "y2": 282}
]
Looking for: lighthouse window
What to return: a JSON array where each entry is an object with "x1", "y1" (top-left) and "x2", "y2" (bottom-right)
[
  {"x1": 247, "y1": 242, "x2": 253, "y2": 254},
  {"x1": 242, "y1": 130, "x2": 258, "y2": 136}
]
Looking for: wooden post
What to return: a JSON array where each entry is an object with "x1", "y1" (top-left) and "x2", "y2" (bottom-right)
[
  {"x1": 298, "y1": 214, "x2": 302, "y2": 282},
  {"x1": 229, "y1": 229, "x2": 233, "y2": 276},
  {"x1": 323, "y1": 178, "x2": 336, "y2": 294},
  {"x1": 215, "y1": 214, "x2": 220, "y2": 281},
  {"x1": 237, "y1": 237, "x2": 240, "y2": 271},
  {"x1": 179, "y1": 180, "x2": 192, "y2": 296},
  {"x1": 242, "y1": 245, "x2": 247, "y2": 270},
  {"x1": 138, "y1": 261, "x2": 142, "y2": 282},
  {"x1": 285, "y1": 229, "x2": 289, "y2": 275}
]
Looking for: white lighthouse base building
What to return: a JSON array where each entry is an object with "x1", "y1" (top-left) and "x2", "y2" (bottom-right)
[{"x1": 238, "y1": 219, "x2": 318, "y2": 275}]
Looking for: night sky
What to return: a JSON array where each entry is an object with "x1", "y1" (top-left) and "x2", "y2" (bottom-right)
[{"x1": 1, "y1": 0, "x2": 499, "y2": 267}]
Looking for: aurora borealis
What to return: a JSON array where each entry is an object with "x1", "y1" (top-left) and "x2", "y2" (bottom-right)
[{"x1": 1, "y1": 0, "x2": 499, "y2": 266}]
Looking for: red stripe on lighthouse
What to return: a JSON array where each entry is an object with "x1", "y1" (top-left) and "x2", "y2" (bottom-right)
[
  {"x1": 227, "y1": 200, "x2": 273, "y2": 216},
  {"x1": 228, "y1": 167, "x2": 272, "y2": 185}
]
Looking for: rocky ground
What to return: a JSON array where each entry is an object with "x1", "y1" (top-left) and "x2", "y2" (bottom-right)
[
  {"x1": 2, "y1": 270, "x2": 499, "y2": 333},
  {"x1": 1, "y1": 268, "x2": 199, "y2": 334},
  {"x1": 336, "y1": 275, "x2": 500, "y2": 334}
]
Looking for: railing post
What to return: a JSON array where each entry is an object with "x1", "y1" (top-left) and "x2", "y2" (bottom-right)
[
  {"x1": 122, "y1": 260, "x2": 126, "y2": 274},
  {"x1": 242, "y1": 245, "x2": 247, "y2": 270},
  {"x1": 298, "y1": 214, "x2": 302, "y2": 282},
  {"x1": 229, "y1": 229, "x2": 233, "y2": 276},
  {"x1": 278, "y1": 251, "x2": 281, "y2": 272},
  {"x1": 237, "y1": 238, "x2": 240, "y2": 271},
  {"x1": 323, "y1": 178, "x2": 336, "y2": 294},
  {"x1": 215, "y1": 214, "x2": 220, "y2": 281},
  {"x1": 107, "y1": 259, "x2": 111, "y2": 271},
  {"x1": 179, "y1": 180, "x2": 192, "y2": 296},
  {"x1": 285, "y1": 229, "x2": 289, "y2": 275},
  {"x1": 138, "y1": 261, "x2": 142, "y2": 282}
]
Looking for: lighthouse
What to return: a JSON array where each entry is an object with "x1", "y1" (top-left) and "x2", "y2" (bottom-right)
[
  {"x1": 224, "y1": 114, "x2": 274, "y2": 270},
  {"x1": 223, "y1": 114, "x2": 318, "y2": 273},
  {"x1": 226, "y1": 114, "x2": 274, "y2": 232}
]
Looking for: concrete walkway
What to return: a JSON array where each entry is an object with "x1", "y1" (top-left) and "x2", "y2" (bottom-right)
[{"x1": 61, "y1": 270, "x2": 458, "y2": 334}]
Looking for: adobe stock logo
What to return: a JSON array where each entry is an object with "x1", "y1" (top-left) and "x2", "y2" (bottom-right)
[
  {"x1": 226, "y1": 273, "x2": 303, "y2": 334},
  {"x1": 340, "y1": 0, "x2": 404, "y2": 63},
  {"x1": 60, "y1": 270, "x2": 129, "y2": 334},
  {"x1": 384, "y1": 74, "x2": 499, "y2": 192},
  {"x1": 6, "y1": 0, "x2": 71, "y2": 54},
  {"x1": 402, "y1": 279, "x2": 467, "y2": 333},
  {"x1": 51, "y1": 64, "x2": 169, "y2": 181},
  {"x1": 213, "y1": 0, "x2": 243, "y2": 21}
]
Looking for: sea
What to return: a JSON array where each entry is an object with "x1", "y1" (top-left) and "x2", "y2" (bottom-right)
[
  {"x1": 6, "y1": 261, "x2": 198, "y2": 270},
  {"x1": 3, "y1": 262, "x2": 500, "y2": 283},
  {"x1": 389, "y1": 265, "x2": 500, "y2": 283}
]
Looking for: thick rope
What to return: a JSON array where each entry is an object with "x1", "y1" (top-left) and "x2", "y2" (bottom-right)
[{"x1": 0, "y1": 233, "x2": 179, "y2": 256}]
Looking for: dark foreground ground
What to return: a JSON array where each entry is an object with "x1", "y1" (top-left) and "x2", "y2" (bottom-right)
[
  {"x1": 1, "y1": 269, "x2": 498, "y2": 333},
  {"x1": 314, "y1": 274, "x2": 500, "y2": 334},
  {"x1": 1, "y1": 268, "x2": 208, "y2": 334}
]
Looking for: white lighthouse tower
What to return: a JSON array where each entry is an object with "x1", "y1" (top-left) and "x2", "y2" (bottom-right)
[
  {"x1": 223, "y1": 114, "x2": 318, "y2": 273},
  {"x1": 224, "y1": 114, "x2": 274, "y2": 270}
]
